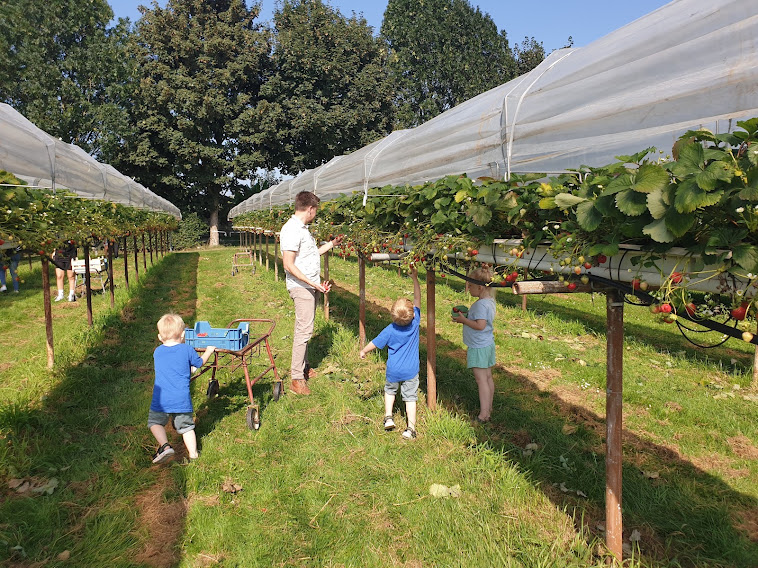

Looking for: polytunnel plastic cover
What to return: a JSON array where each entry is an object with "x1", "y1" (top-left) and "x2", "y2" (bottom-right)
[{"x1": 230, "y1": 0, "x2": 758, "y2": 218}]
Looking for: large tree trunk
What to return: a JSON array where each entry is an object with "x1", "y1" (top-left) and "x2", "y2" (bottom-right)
[{"x1": 209, "y1": 207, "x2": 220, "y2": 247}]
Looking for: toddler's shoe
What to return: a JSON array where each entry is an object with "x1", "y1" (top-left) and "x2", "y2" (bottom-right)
[
  {"x1": 54, "y1": 291, "x2": 64, "y2": 302},
  {"x1": 0, "y1": 285, "x2": 6, "y2": 292},
  {"x1": 67, "y1": 292, "x2": 76, "y2": 302},
  {"x1": 402, "y1": 428, "x2": 417, "y2": 440},
  {"x1": 152, "y1": 443, "x2": 175, "y2": 464},
  {"x1": 384, "y1": 416, "x2": 396, "y2": 431}
]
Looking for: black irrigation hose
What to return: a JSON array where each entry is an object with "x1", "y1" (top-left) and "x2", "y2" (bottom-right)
[{"x1": 587, "y1": 273, "x2": 753, "y2": 346}]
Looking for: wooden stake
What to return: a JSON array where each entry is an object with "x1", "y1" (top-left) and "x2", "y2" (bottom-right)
[
  {"x1": 107, "y1": 240, "x2": 115, "y2": 308},
  {"x1": 41, "y1": 257, "x2": 54, "y2": 369},
  {"x1": 274, "y1": 237, "x2": 279, "y2": 282},
  {"x1": 426, "y1": 268, "x2": 437, "y2": 410},
  {"x1": 141, "y1": 234, "x2": 147, "y2": 271},
  {"x1": 265, "y1": 233, "x2": 270, "y2": 271},
  {"x1": 84, "y1": 245, "x2": 93, "y2": 327},
  {"x1": 605, "y1": 289, "x2": 624, "y2": 562},
  {"x1": 123, "y1": 237, "x2": 129, "y2": 291},
  {"x1": 359, "y1": 255, "x2": 366, "y2": 348},
  {"x1": 323, "y1": 250, "x2": 330, "y2": 321},
  {"x1": 134, "y1": 235, "x2": 140, "y2": 281}
]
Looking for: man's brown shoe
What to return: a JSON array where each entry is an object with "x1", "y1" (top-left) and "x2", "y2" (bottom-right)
[{"x1": 290, "y1": 378, "x2": 311, "y2": 395}]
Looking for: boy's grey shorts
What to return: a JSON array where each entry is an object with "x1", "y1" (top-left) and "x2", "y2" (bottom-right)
[
  {"x1": 147, "y1": 410, "x2": 195, "y2": 434},
  {"x1": 384, "y1": 375, "x2": 419, "y2": 402}
]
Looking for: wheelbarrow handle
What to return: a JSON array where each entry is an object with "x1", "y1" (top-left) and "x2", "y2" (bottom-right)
[{"x1": 226, "y1": 318, "x2": 276, "y2": 337}]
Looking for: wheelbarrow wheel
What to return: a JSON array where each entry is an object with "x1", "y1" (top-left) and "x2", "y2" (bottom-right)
[
  {"x1": 246, "y1": 406, "x2": 260, "y2": 430},
  {"x1": 272, "y1": 381, "x2": 282, "y2": 401},
  {"x1": 206, "y1": 379, "x2": 219, "y2": 399}
]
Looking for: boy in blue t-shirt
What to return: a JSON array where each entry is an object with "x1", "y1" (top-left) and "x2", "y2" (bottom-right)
[
  {"x1": 148, "y1": 313, "x2": 215, "y2": 464},
  {"x1": 359, "y1": 267, "x2": 422, "y2": 439}
]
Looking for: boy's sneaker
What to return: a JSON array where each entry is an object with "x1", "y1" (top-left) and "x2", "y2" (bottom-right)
[
  {"x1": 152, "y1": 443, "x2": 175, "y2": 464},
  {"x1": 67, "y1": 292, "x2": 76, "y2": 302},
  {"x1": 402, "y1": 428, "x2": 417, "y2": 440},
  {"x1": 54, "y1": 291, "x2": 64, "y2": 302},
  {"x1": 0, "y1": 285, "x2": 6, "y2": 292},
  {"x1": 384, "y1": 416, "x2": 396, "y2": 431}
]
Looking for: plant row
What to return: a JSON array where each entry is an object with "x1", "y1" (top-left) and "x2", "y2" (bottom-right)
[
  {"x1": 0, "y1": 170, "x2": 178, "y2": 257},
  {"x1": 234, "y1": 119, "x2": 758, "y2": 325}
]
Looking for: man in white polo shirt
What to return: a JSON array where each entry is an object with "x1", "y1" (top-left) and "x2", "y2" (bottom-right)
[{"x1": 280, "y1": 191, "x2": 341, "y2": 395}]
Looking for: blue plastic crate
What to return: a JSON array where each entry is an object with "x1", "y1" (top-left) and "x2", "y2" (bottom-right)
[{"x1": 184, "y1": 321, "x2": 250, "y2": 351}]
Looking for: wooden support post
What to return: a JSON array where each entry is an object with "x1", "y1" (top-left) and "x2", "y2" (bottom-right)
[
  {"x1": 323, "y1": 250, "x2": 330, "y2": 321},
  {"x1": 41, "y1": 257, "x2": 54, "y2": 370},
  {"x1": 84, "y1": 244, "x2": 93, "y2": 328},
  {"x1": 426, "y1": 268, "x2": 437, "y2": 410},
  {"x1": 107, "y1": 240, "x2": 115, "y2": 308},
  {"x1": 359, "y1": 255, "x2": 366, "y2": 347},
  {"x1": 265, "y1": 234, "x2": 270, "y2": 271},
  {"x1": 134, "y1": 235, "x2": 140, "y2": 281},
  {"x1": 753, "y1": 320, "x2": 758, "y2": 389},
  {"x1": 141, "y1": 234, "x2": 147, "y2": 271},
  {"x1": 149, "y1": 232, "x2": 154, "y2": 265},
  {"x1": 274, "y1": 237, "x2": 279, "y2": 282},
  {"x1": 605, "y1": 289, "x2": 624, "y2": 563},
  {"x1": 258, "y1": 233, "x2": 263, "y2": 265},
  {"x1": 123, "y1": 237, "x2": 129, "y2": 291},
  {"x1": 239, "y1": 231, "x2": 242, "y2": 248}
]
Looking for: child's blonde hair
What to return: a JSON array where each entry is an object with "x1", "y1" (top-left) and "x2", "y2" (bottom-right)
[
  {"x1": 391, "y1": 298, "x2": 415, "y2": 326},
  {"x1": 157, "y1": 313, "x2": 186, "y2": 342},
  {"x1": 468, "y1": 265, "x2": 497, "y2": 299}
]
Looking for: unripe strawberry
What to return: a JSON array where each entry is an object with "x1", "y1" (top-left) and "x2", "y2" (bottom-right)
[{"x1": 742, "y1": 331, "x2": 754, "y2": 343}]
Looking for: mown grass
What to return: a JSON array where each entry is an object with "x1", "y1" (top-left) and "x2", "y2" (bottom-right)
[{"x1": 0, "y1": 246, "x2": 757, "y2": 567}]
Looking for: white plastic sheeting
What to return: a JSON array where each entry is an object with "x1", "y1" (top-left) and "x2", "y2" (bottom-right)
[
  {"x1": 0, "y1": 103, "x2": 181, "y2": 218},
  {"x1": 230, "y1": 0, "x2": 758, "y2": 219}
]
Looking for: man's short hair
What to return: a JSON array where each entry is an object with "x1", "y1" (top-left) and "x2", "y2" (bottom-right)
[
  {"x1": 294, "y1": 191, "x2": 320, "y2": 211},
  {"x1": 157, "y1": 313, "x2": 186, "y2": 341},
  {"x1": 391, "y1": 298, "x2": 414, "y2": 326}
]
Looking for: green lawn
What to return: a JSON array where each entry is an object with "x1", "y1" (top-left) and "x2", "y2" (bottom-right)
[{"x1": 1, "y1": 247, "x2": 756, "y2": 567}]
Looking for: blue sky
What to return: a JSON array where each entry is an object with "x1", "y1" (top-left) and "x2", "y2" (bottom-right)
[{"x1": 109, "y1": 0, "x2": 672, "y2": 50}]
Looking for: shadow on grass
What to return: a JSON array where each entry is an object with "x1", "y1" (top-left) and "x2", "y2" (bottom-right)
[
  {"x1": 0, "y1": 252, "x2": 202, "y2": 566},
  {"x1": 320, "y1": 270, "x2": 758, "y2": 568}
]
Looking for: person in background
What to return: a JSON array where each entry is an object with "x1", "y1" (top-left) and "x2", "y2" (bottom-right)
[
  {"x1": 148, "y1": 313, "x2": 215, "y2": 464},
  {"x1": 280, "y1": 191, "x2": 342, "y2": 395},
  {"x1": 452, "y1": 265, "x2": 497, "y2": 423},
  {"x1": 359, "y1": 267, "x2": 422, "y2": 439},
  {"x1": 0, "y1": 246, "x2": 21, "y2": 293},
  {"x1": 52, "y1": 241, "x2": 77, "y2": 302}
]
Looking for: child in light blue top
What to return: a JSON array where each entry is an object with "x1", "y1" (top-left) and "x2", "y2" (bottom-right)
[{"x1": 452, "y1": 265, "x2": 496, "y2": 422}]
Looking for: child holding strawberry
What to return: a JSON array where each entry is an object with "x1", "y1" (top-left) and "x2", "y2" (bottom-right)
[{"x1": 452, "y1": 265, "x2": 497, "y2": 423}]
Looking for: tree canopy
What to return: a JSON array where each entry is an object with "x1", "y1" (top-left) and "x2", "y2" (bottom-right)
[
  {"x1": 0, "y1": 0, "x2": 132, "y2": 157},
  {"x1": 380, "y1": 0, "x2": 524, "y2": 129},
  {"x1": 246, "y1": 0, "x2": 395, "y2": 174},
  {"x1": 126, "y1": 0, "x2": 271, "y2": 242}
]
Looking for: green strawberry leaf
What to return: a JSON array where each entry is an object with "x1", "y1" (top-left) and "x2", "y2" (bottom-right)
[
  {"x1": 643, "y1": 217, "x2": 675, "y2": 243},
  {"x1": 576, "y1": 201, "x2": 603, "y2": 232},
  {"x1": 632, "y1": 163, "x2": 669, "y2": 193},
  {"x1": 616, "y1": 188, "x2": 648, "y2": 216}
]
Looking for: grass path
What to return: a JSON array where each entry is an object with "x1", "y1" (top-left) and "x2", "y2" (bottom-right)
[{"x1": 1, "y1": 248, "x2": 757, "y2": 567}]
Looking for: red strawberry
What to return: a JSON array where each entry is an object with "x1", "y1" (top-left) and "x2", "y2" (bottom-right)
[
  {"x1": 685, "y1": 303, "x2": 696, "y2": 316},
  {"x1": 731, "y1": 306, "x2": 747, "y2": 321},
  {"x1": 567, "y1": 282, "x2": 577, "y2": 291},
  {"x1": 671, "y1": 272, "x2": 683, "y2": 284},
  {"x1": 596, "y1": 255, "x2": 607, "y2": 264},
  {"x1": 660, "y1": 303, "x2": 672, "y2": 314}
]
